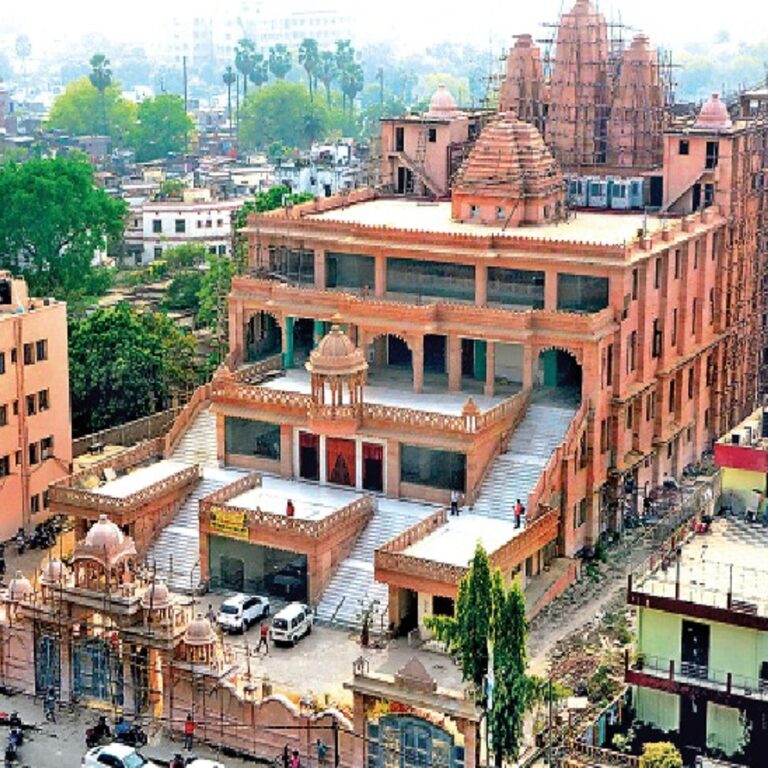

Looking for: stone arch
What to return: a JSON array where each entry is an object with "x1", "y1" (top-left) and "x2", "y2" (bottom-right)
[
  {"x1": 244, "y1": 309, "x2": 283, "y2": 363},
  {"x1": 535, "y1": 345, "x2": 582, "y2": 401},
  {"x1": 361, "y1": 331, "x2": 414, "y2": 389}
]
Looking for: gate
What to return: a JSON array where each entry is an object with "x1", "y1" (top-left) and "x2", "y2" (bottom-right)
[
  {"x1": 368, "y1": 715, "x2": 464, "y2": 768},
  {"x1": 73, "y1": 638, "x2": 123, "y2": 706},
  {"x1": 34, "y1": 631, "x2": 61, "y2": 695}
]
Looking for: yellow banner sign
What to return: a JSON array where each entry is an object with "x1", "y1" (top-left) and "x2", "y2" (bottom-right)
[{"x1": 209, "y1": 506, "x2": 249, "y2": 540}]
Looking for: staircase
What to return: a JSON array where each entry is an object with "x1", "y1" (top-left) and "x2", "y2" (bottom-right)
[
  {"x1": 314, "y1": 497, "x2": 436, "y2": 627},
  {"x1": 471, "y1": 396, "x2": 578, "y2": 519},
  {"x1": 169, "y1": 408, "x2": 218, "y2": 466}
]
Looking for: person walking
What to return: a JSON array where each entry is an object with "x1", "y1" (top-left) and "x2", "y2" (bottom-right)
[
  {"x1": 44, "y1": 685, "x2": 56, "y2": 723},
  {"x1": 316, "y1": 738, "x2": 328, "y2": 766},
  {"x1": 514, "y1": 498, "x2": 523, "y2": 528},
  {"x1": 257, "y1": 620, "x2": 270, "y2": 655},
  {"x1": 206, "y1": 603, "x2": 217, "y2": 624},
  {"x1": 450, "y1": 489, "x2": 459, "y2": 516},
  {"x1": 184, "y1": 712, "x2": 196, "y2": 750}
]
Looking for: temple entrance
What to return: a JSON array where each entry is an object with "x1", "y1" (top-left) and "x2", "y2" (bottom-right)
[
  {"x1": 537, "y1": 348, "x2": 582, "y2": 402},
  {"x1": 34, "y1": 631, "x2": 60, "y2": 695},
  {"x1": 299, "y1": 431, "x2": 320, "y2": 481},
  {"x1": 73, "y1": 637, "x2": 124, "y2": 706},
  {"x1": 326, "y1": 437, "x2": 356, "y2": 487},
  {"x1": 368, "y1": 715, "x2": 464, "y2": 767},
  {"x1": 245, "y1": 311, "x2": 281, "y2": 363},
  {"x1": 362, "y1": 442, "x2": 384, "y2": 492}
]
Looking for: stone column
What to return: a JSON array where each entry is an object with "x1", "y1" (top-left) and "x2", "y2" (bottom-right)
[
  {"x1": 313, "y1": 249, "x2": 326, "y2": 289},
  {"x1": 216, "y1": 413, "x2": 226, "y2": 464},
  {"x1": 280, "y1": 424, "x2": 293, "y2": 477},
  {"x1": 282, "y1": 316, "x2": 295, "y2": 368},
  {"x1": 475, "y1": 263, "x2": 488, "y2": 306},
  {"x1": 374, "y1": 253, "x2": 387, "y2": 297},
  {"x1": 448, "y1": 335, "x2": 462, "y2": 392},
  {"x1": 544, "y1": 269, "x2": 558, "y2": 311},
  {"x1": 319, "y1": 435, "x2": 327, "y2": 484},
  {"x1": 484, "y1": 341, "x2": 495, "y2": 397},
  {"x1": 523, "y1": 344, "x2": 535, "y2": 390},
  {"x1": 412, "y1": 336, "x2": 424, "y2": 394}
]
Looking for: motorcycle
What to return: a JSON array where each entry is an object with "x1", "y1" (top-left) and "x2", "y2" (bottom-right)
[
  {"x1": 85, "y1": 717, "x2": 112, "y2": 749},
  {"x1": 115, "y1": 722, "x2": 147, "y2": 747},
  {"x1": 14, "y1": 530, "x2": 25, "y2": 557},
  {"x1": 5, "y1": 727, "x2": 22, "y2": 765}
]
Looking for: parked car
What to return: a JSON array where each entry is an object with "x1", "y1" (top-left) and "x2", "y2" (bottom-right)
[
  {"x1": 216, "y1": 593, "x2": 270, "y2": 634},
  {"x1": 271, "y1": 602, "x2": 313, "y2": 646},
  {"x1": 82, "y1": 742, "x2": 159, "y2": 768}
]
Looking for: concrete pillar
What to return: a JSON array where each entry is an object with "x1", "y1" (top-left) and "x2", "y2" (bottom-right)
[
  {"x1": 352, "y1": 693, "x2": 367, "y2": 767},
  {"x1": 216, "y1": 413, "x2": 226, "y2": 464},
  {"x1": 280, "y1": 424, "x2": 293, "y2": 477},
  {"x1": 473, "y1": 340, "x2": 486, "y2": 381},
  {"x1": 544, "y1": 270, "x2": 558, "y2": 311},
  {"x1": 475, "y1": 263, "x2": 488, "y2": 306},
  {"x1": 319, "y1": 435, "x2": 327, "y2": 484},
  {"x1": 448, "y1": 335, "x2": 462, "y2": 392},
  {"x1": 412, "y1": 336, "x2": 424, "y2": 394},
  {"x1": 374, "y1": 254, "x2": 387, "y2": 297},
  {"x1": 523, "y1": 344, "x2": 535, "y2": 389},
  {"x1": 313, "y1": 249, "x2": 326, "y2": 289},
  {"x1": 484, "y1": 341, "x2": 495, "y2": 397},
  {"x1": 282, "y1": 316, "x2": 295, "y2": 368},
  {"x1": 386, "y1": 440, "x2": 400, "y2": 497}
]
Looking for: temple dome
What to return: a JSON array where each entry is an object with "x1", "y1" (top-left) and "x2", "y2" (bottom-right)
[
  {"x1": 41, "y1": 557, "x2": 66, "y2": 585},
  {"x1": 426, "y1": 84, "x2": 459, "y2": 118},
  {"x1": 694, "y1": 93, "x2": 732, "y2": 130},
  {"x1": 8, "y1": 571, "x2": 32, "y2": 601},
  {"x1": 306, "y1": 325, "x2": 367, "y2": 377},
  {"x1": 141, "y1": 580, "x2": 171, "y2": 611},
  {"x1": 184, "y1": 614, "x2": 216, "y2": 646},
  {"x1": 85, "y1": 514, "x2": 124, "y2": 552}
]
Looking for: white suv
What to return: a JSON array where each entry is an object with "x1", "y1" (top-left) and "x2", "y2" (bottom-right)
[
  {"x1": 82, "y1": 743, "x2": 158, "y2": 768},
  {"x1": 217, "y1": 593, "x2": 270, "y2": 633}
]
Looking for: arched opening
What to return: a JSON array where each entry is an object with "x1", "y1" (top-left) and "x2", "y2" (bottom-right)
[
  {"x1": 245, "y1": 311, "x2": 281, "y2": 363},
  {"x1": 537, "y1": 348, "x2": 582, "y2": 404},
  {"x1": 366, "y1": 333, "x2": 413, "y2": 389}
]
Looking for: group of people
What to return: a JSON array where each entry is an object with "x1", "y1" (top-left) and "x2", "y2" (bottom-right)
[{"x1": 280, "y1": 738, "x2": 328, "y2": 767}]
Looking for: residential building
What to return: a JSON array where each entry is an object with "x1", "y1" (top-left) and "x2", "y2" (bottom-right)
[{"x1": 0, "y1": 273, "x2": 71, "y2": 539}]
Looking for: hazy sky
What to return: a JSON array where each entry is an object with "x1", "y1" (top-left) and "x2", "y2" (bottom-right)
[{"x1": 1, "y1": 0, "x2": 763, "y2": 54}]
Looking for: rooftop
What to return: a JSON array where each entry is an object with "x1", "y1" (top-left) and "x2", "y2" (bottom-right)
[
  {"x1": 403, "y1": 514, "x2": 521, "y2": 567},
  {"x1": 306, "y1": 199, "x2": 662, "y2": 246},
  {"x1": 92, "y1": 459, "x2": 193, "y2": 499}
]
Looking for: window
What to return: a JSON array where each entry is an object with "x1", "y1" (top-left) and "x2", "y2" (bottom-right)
[
  {"x1": 652, "y1": 319, "x2": 662, "y2": 358},
  {"x1": 704, "y1": 408, "x2": 710, "y2": 428},
  {"x1": 704, "y1": 183, "x2": 715, "y2": 207},
  {"x1": 674, "y1": 249, "x2": 681, "y2": 279},
  {"x1": 208, "y1": 245, "x2": 217, "y2": 254},
  {"x1": 0, "y1": 405, "x2": 5, "y2": 426},
  {"x1": 10, "y1": 349, "x2": 16, "y2": 364},
  {"x1": 556, "y1": 274, "x2": 610, "y2": 313},
  {"x1": 428, "y1": 128, "x2": 437, "y2": 143},
  {"x1": 627, "y1": 331, "x2": 637, "y2": 372},
  {"x1": 152, "y1": 219, "x2": 162, "y2": 233},
  {"x1": 709, "y1": 290, "x2": 715, "y2": 325},
  {"x1": 14, "y1": 451, "x2": 20, "y2": 466},
  {"x1": 667, "y1": 442, "x2": 673, "y2": 459},
  {"x1": 30, "y1": 494, "x2": 40, "y2": 514},
  {"x1": 668, "y1": 379, "x2": 676, "y2": 413},
  {"x1": 12, "y1": 400, "x2": 17, "y2": 416},
  {"x1": 205, "y1": 219, "x2": 212, "y2": 228},
  {"x1": 154, "y1": 247, "x2": 162, "y2": 259},
  {"x1": 217, "y1": 219, "x2": 223, "y2": 227},
  {"x1": 197, "y1": 220, "x2": 203, "y2": 229},
  {"x1": 625, "y1": 403, "x2": 634, "y2": 430},
  {"x1": 36, "y1": 339, "x2": 47, "y2": 361},
  {"x1": 496, "y1": 206, "x2": 506, "y2": 221},
  {"x1": 224, "y1": 418, "x2": 280, "y2": 459},
  {"x1": 573, "y1": 499, "x2": 587, "y2": 528},
  {"x1": 23, "y1": 343, "x2": 34, "y2": 365},
  {"x1": 38, "y1": 389, "x2": 49, "y2": 411},
  {"x1": 26, "y1": 394, "x2": 36, "y2": 416},
  {"x1": 41, "y1": 436, "x2": 54, "y2": 459},
  {"x1": 0, "y1": 352, "x2": 5, "y2": 374},
  {"x1": 692, "y1": 298, "x2": 698, "y2": 335},
  {"x1": 679, "y1": 139, "x2": 690, "y2": 155},
  {"x1": 688, "y1": 368, "x2": 694, "y2": 399},
  {"x1": 42, "y1": 490, "x2": 49, "y2": 508},
  {"x1": 654, "y1": 257, "x2": 662, "y2": 289},
  {"x1": 469, "y1": 205, "x2": 479, "y2": 219},
  {"x1": 395, "y1": 126, "x2": 405, "y2": 152},
  {"x1": 706, "y1": 354, "x2": 715, "y2": 386},
  {"x1": 705, "y1": 141, "x2": 719, "y2": 169},
  {"x1": 401, "y1": 445, "x2": 466, "y2": 491},
  {"x1": 693, "y1": 240, "x2": 700, "y2": 269},
  {"x1": 646, "y1": 391, "x2": 656, "y2": 421},
  {"x1": 218, "y1": 244, "x2": 227, "y2": 255},
  {"x1": 671, "y1": 309, "x2": 678, "y2": 347},
  {"x1": 175, "y1": 219, "x2": 186, "y2": 233},
  {"x1": 0, "y1": 455, "x2": 9, "y2": 476},
  {"x1": 600, "y1": 419, "x2": 609, "y2": 453},
  {"x1": 28, "y1": 442, "x2": 38, "y2": 465},
  {"x1": 631, "y1": 268, "x2": 639, "y2": 300}
]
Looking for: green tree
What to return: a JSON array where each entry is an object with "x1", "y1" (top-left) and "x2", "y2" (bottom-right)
[
  {"x1": 69, "y1": 303, "x2": 197, "y2": 435},
  {"x1": 317, "y1": 51, "x2": 338, "y2": 107},
  {"x1": 640, "y1": 742, "x2": 683, "y2": 768},
  {"x1": 239, "y1": 81, "x2": 330, "y2": 150},
  {"x1": 235, "y1": 38, "x2": 257, "y2": 99},
  {"x1": 89, "y1": 53, "x2": 112, "y2": 135},
  {"x1": 268, "y1": 44, "x2": 292, "y2": 80},
  {"x1": 335, "y1": 40, "x2": 355, "y2": 112},
  {"x1": 132, "y1": 94, "x2": 193, "y2": 161},
  {"x1": 222, "y1": 65, "x2": 236, "y2": 134},
  {"x1": 340, "y1": 62, "x2": 364, "y2": 121},
  {"x1": 0, "y1": 156, "x2": 126, "y2": 300},
  {"x1": 47, "y1": 77, "x2": 137, "y2": 144},
  {"x1": 298, "y1": 38, "x2": 320, "y2": 101},
  {"x1": 164, "y1": 243, "x2": 208, "y2": 271},
  {"x1": 163, "y1": 271, "x2": 202, "y2": 313},
  {"x1": 197, "y1": 254, "x2": 235, "y2": 365},
  {"x1": 250, "y1": 54, "x2": 269, "y2": 89}
]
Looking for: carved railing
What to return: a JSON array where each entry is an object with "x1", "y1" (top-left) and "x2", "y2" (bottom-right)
[
  {"x1": 50, "y1": 464, "x2": 201, "y2": 516},
  {"x1": 211, "y1": 378, "x2": 312, "y2": 416},
  {"x1": 309, "y1": 402, "x2": 363, "y2": 424},
  {"x1": 164, "y1": 383, "x2": 212, "y2": 456},
  {"x1": 565, "y1": 740, "x2": 641, "y2": 767},
  {"x1": 378, "y1": 508, "x2": 447, "y2": 555},
  {"x1": 200, "y1": 473, "x2": 263, "y2": 507},
  {"x1": 232, "y1": 353, "x2": 284, "y2": 382},
  {"x1": 527, "y1": 399, "x2": 590, "y2": 521}
]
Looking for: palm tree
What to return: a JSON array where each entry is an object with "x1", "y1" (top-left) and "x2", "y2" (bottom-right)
[
  {"x1": 234, "y1": 38, "x2": 256, "y2": 100},
  {"x1": 340, "y1": 62, "x2": 364, "y2": 124},
  {"x1": 222, "y1": 65, "x2": 236, "y2": 137},
  {"x1": 268, "y1": 44, "x2": 292, "y2": 80},
  {"x1": 89, "y1": 53, "x2": 112, "y2": 136},
  {"x1": 250, "y1": 54, "x2": 269, "y2": 89},
  {"x1": 317, "y1": 51, "x2": 338, "y2": 108},
  {"x1": 298, "y1": 38, "x2": 319, "y2": 101},
  {"x1": 334, "y1": 41, "x2": 355, "y2": 112}
]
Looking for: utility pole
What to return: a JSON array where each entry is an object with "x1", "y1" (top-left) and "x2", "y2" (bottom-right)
[
  {"x1": 547, "y1": 677, "x2": 553, "y2": 765},
  {"x1": 333, "y1": 717, "x2": 339, "y2": 768},
  {"x1": 183, "y1": 55, "x2": 189, "y2": 154}
]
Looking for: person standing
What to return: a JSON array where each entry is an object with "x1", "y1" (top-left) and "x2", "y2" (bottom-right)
[
  {"x1": 450, "y1": 489, "x2": 459, "y2": 516},
  {"x1": 257, "y1": 620, "x2": 270, "y2": 655},
  {"x1": 286, "y1": 499, "x2": 295, "y2": 518},
  {"x1": 316, "y1": 738, "x2": 328, "y2": 766},
  {"x1": 514, "y1": 499, "x2": 523, "y2": 528},
  {"x1": 206, "y1": 603, "x2": 217, "y2": 624},
  {"x1": 291, "y1": 750, "x2": 301, "y2": 768},
  {"x1": 184, "y1": 712, "x2": 196, "y2": 750},
  {"x1": 44, "y1": 685, "x2": 56, "y2": 723}
]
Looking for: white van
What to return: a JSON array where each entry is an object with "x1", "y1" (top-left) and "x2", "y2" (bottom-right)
[{"x1": 271, "y1": 602, "x2": 313, "y2": 646}]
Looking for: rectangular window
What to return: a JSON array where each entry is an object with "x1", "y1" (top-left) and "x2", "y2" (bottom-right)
[
  {"x1": 669, "y1": 380, "x2": 676, "y2": 413},
  {"x1": 217, "y1": 219, "x2": 224, "y2": 227},
  {"x1": 600, "y1": 419, "x2": 608, "y2": 453},
  {"x1": 704, "y1": 408, "x2": 710, "y2": 428},
  {"x1": 674, "y1": 249, "x2": 681, "y2": 279},
  {"x1": 36, "y1": 339, "x2": 47, "y2": 361},
  {"x1": 606, "y1": 344, "x2": 613, "y2": 387},
  {"x1": 41, "y1": 436, "x2": 54, "y2": 459},
  {"x1": 152, "y1": 219, "x2": 162, "y2": 233},
  {"x1": 654, "y1": 257, "x2": 662, "y2": 289},
  {"x1": 627, "y1": 331, "x2": 637, "y2": 372},
  {"x1": 10, "y1": 349, "x2": 16, "y2": 364},
  {"x1": 30, "y1": 494, "x2": 39, "y2": 515},
  {"x1": 625, "y1": 403, "x2": 634, "y2": 430},
  {"x1": 0, "y1": 352, "x2": 5, "y2": 374},
  {"x1": 23, "y1": 343, "x2": 34, "y2": 365},
  {"x1": 224, "y1": 417, "x2": 281, "y2": 460},
  {"x1": 671, "y1": 308, "x2": 678, "y2": 347},
  {"x1": 175, "y1": 219, "x2": 186, "y2": 233},
  {"x1": 154, "y1": 246, "x2": 162, "y2": 259},
  {"x1": 26, "y1": 394, "x2": 36, "y2": 416},
  {"x1": 688, "y1": 368, "x2": 694, "y2": 399},
  {"x1": 0, "y1": 455, "x2": 9, "y2": 477},
  {"x1": 709, "y1": 289, "x2": 715, "y2": 324},
  {"x1": 205, "y1": 220, "x2": 212, "y2": 228},
  {"x1": 495, "y1": 206, "x2": 506, "y2": 221},
  {"x1": 326, "y1": 252, "x2": 371, "y2": 290},
  {"x1": 0, "y1": 405, "x2": 6, "y2": 426},
  {"x1": 556, "y1": 274, "x2": 610, "y2": 313},
  {"x1": 487, "y1": 267, "x2": 545, "y2": 309},
  {"x1": 646, "y1": 391, "x2": 656, "y2": 421},
  {"x1": 573, "y1": 498, "x2": 587, "y2": 528},
  {"x1": 652, "y1": 319, "x2": 662, "y2": 358},
  {"x1": 428, "y1": 128, "x2": 437, "y2": 143},
  {"x1": 12, "y1": 400, "x2": 18, "y2": 416},
  {"x1": 387, "y1": 258, "x2": 475, "y2": 302},
  {"x1": 28, "y1": 443, "x2": 38, "y2": 465},
  {"x1": 42, "y1": 490, "x2": 49, "y2": 508},
  {"x1": 401, "y1": 445, "x2": 466, "y2": 492},
  {"x1": 679, "y1": 139, "x2": 690, "y2": 155},
  {"x1": 704, "y1": 183, "x2": 715, "y2": 207},
  {"x1": 631, "y1": 268, "x2": 639, "y2": 300},
  {"x1": 705, "y1": 141, "x2": 719, "y2": 169},
  {"x1": 38, "y1": 389, "x2": 49, "y2": 411},
  {"x1": 692, "y1": 298, "x2": 698, "y2": 335},
  {"x1": 395, "y1": 126, "x2": 404, "y2": 152}
]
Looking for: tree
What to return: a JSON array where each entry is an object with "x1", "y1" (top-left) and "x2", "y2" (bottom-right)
[
  {"x1": 340, "y1": 62, "x2": 364, "y2": 121},
  {"x1": 47, "y1": 77, "x2": 137, "y2": 144},
  {"x1": 69, "y1": 303, "x2": 198, "y2": 436},
  {"x1": 239, "y1": 81, "x2": 329, "y2": 150},
  {"x1": 197, "y1": 254, "x2": 235, "y2": 365},
  {"x1": 163, "y1": 271, "x2": 202, "y2": 314},
  {"x1": 640, "y1": 742, "x2": 683, "y2": 768},
  {"x1": 298, "y1": 38, "x2": 320, "y2": 101},
  {"x1": 235, "y1": 38, "x2": 257, "y2": 99},
  {"x1": 317, "y1": 51, "x2": 338, "y2": 107},
  {"x1": 489, "y1": 573, "x2": 529, "y2": 766},
  {"x1": 132, "y1": 94, "x2": 193, "y2": 161},
  {"x1": 89, "y1": 53, "x2": 112, "y2": 135},
  {"x1": 269, "y1": 44, "x2": 292, "y2": 80},
  {"x1": 0, "y1": 156, "x2": 126, "y2": 300},
  {"x1": 164, "y1": 243, "x2": 208, "y2": 271},
  {"x1": 222, "y1": 65, "x2": 236, "y2": 135},
  {"x1": 250, "y1": 54, "x2": 269, "y2": 89}
]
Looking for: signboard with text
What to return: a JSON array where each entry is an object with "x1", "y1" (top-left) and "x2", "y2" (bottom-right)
[{"x1": 209, "y1": 506, "x2": 250, "y2": 540}]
